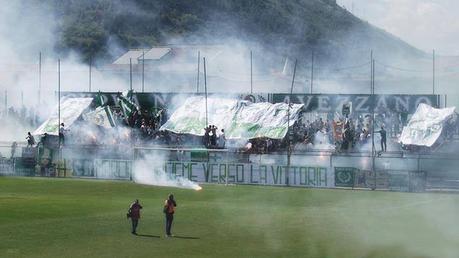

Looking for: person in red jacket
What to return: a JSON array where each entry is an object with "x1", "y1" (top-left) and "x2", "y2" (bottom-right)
[
  {"x1": 128, "y1": 199, "x2": 143, "y2": 235},
  {"x1": 164, "y1": 194, "x2": 177, "y2": 237}
]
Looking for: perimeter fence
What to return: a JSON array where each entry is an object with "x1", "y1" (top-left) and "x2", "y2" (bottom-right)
[{"x1": 1, "y1": 143, "x2": 459, "y2": 192}]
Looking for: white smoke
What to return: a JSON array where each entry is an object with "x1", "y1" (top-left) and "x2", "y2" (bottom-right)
[
  {"x1": 312, "y1": 130, "x2": 335, "y2": 150},
  {"x1": 133, "y1": 151, "x2": 202, "y2": 191}
]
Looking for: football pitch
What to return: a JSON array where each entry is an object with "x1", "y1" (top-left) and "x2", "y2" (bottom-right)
[{"x1": 1, "y1": 177, "x2": 459, "y2": 258}]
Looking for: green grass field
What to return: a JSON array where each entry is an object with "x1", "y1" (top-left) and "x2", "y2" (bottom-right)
[{"x1": 1, "y1": 177, "x2": 459, "y2": 258}]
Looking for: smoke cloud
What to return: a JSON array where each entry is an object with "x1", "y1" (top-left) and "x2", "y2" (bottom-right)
[{"x1": 133, "y1": 151, "x2": 202, "y2": 191}]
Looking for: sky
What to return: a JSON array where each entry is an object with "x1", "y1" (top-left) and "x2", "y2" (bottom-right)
[{"x1": 337, "y1": 0, "x2": 459, "y2": 55}]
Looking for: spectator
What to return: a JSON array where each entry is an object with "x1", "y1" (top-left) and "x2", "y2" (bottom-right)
[
  {"x1": 40, "y1": 133, "x2": 49, "y2": 147},
  {"x1": 203, "y1": 126, "x2": 211, "y2": 147},
  {"x1": 218, "y1": 129, "x2": 226, "y2": 148},
  {"x1": 163, "y1": 194, "x2": 177, "y2": 237},
  {"x1": 59, "y1": 123, "x2": 66, "y2": 146},
  {"x1": 127, "y1": 199, "x2": 143, "y2": 235},
  {"x1": 10, "y1": 141, "x2": 17, "y2": 159},
  {"x1": 377, "y1": 126, "x2": 387, "y2": 152},
  {"x1": 26, "y1": 132, "x2": 35, "y2": 147},
  {"x1": 210, "y1": 125, "x2": 218, "y2": 147}
]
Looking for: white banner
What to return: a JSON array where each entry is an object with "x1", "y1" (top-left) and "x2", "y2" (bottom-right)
[
  {"x1": 160, "y1": 96, "x2": 304, "y2": 139},
  {"x1": 399, "y1": 103, "x2": 456, "y2": 147},
  {"x1": 34, "y1": 97, "x2": 93, "y2": 135}
]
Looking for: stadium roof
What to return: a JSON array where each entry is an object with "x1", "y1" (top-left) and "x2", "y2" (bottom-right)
[
  {"x1": 113, "y1": 45, "x2": 223, "y2": 65},
  {"x1": 113, "y1": 50, "x2": 145, "y2": 65},
  {"x1": 143, "y1": 47, "x2": 171, "y2": 60}
]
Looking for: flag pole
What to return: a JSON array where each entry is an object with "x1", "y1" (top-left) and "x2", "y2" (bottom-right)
[
  {"x1": 204, "y1": 57, "x2": 208, "y2": 126},
  {"x1": 129, "y1": 58, "x2": 133, "y2": 101},
  {"x1": 250, "y1": 50, "x2": 253, "y2": 94},
  {"x1": 286, "y1": 59, "x2": 297, "y2": 187},
  {"x1": 89, "y1": 56, "x2": 92, "y2": 92},
  {"x1": 58, "y1": 59, "x2": 61, "y2": 134},
  {"x1": 142, "y1": 50, "x2": 145, "y2": 93},
  {"x1": 58, "y1": 58, "x2": 61, "y2": 177},
  {"x1": 196, "y1": 51, "x2": 200, "y2": 93},
  {"x1": 38, "y1": 52, "x2": 42, "y2": 105}
]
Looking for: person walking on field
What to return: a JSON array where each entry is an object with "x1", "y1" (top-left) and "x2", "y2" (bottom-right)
[
  {"x1": 164, "y1": 194, "x2": 177, "y2": 237},
  {"x1": 127, "y1": 199, "x2": 143, "y2": 235}
]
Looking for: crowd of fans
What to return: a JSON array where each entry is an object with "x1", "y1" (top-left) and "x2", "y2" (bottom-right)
[
  {"x1": 296, "y1": 116, "x2": 375, "y2": 152},
  {"x1": 109, "y1": 107, "x2": 175, "y2": 145},
  {"x1": 245, "y1": 113, "x2": 399, "y2": 154},
  {"x1": 20, "y1": 98, "x2": 459, "y2": 155},
  {"x1": 203, "y1": 125, "x2": 226, "y2": 148},
  {"x1": 29, "y1": 110, "x2": 392, "y2": 154}
]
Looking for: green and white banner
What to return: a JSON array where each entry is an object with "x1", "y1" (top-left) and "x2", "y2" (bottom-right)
[
  {"x1": 334, "y1": 167, "x2": 356, "y2": 187},
  {"x1": 83, "y1": 106, "x2": 116, "y2": 128},
  {"x1": 163, "y1": 161, "x2": 330, "y2": 187},
  {"x1": 160, "y1": 96, "x2": 304, "y2": 139},
  {"x1": 118, "y1": 90, "x2": 138, "y2": 118},
  {"x1": 34, "y1": 97, "x2": 93, "y2": 135}
]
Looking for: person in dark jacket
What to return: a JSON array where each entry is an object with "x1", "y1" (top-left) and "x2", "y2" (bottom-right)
[
  {"x1": 378, "y1": 126, "x2": 387, "y2": 152},
  {"x1": 26, "y1": 132, "x2": 35, "y2": 147},
  {"x1": 164, "y1": 194, "x2": 177, "y2": 237},
  {"x1": 128, "y1": 199, "x2": 143, "y2": 235}
]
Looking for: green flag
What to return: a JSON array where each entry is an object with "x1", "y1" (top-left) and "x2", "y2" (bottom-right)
[
  {"x1": 118, "y1": 90, "x2": 138, "y2": 118},
  {"x1": 104, "y1": 106, "x2": 116, "y2": 127},
  {"x1": 95, "y1": 91, "x2": 106, "y2": 107}
]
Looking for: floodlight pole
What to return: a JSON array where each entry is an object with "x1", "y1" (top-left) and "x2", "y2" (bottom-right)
[
  {"x1": 371, "y1": 57, "x2": 376, "y2": 190},
  {"x1": 89, "y1": 56, "x2": 92, "y2": 92},
  {"x1": 432, "y1": 49, "x2": 435, "y2": 95},
  {"x1": 38, "y1": 52, "x2": 42, "y2": 105},
  {"x1": 250, "y1": 50, "x2": 253, "y2": 94},
  {"x1": 58, "y1": 59, "x2": 61, "y2": 177},
  {"x1": 129, "y1": 58, "x2": 133, "y2": 93},
  {"x1": 196, "y1": 51, "x2": 200, "y2": 93},
  {"x1": 204, "y1": 57, "x2": 208, "y2": 126},
  {"x1": 370, "y1": 50, "x2": 373, "y2": 94},
  {"x1": 310, "y1": 50, "x2": 314, "y2": 94},
  {"x1": 58, "y1": 59, "x2": 61, "y2": 133},
  {"x1": 286, "y1": 59, "x2": 297, "y2": 187},
  {"x1": 142, "y1": 50, "x2": 145, "y2": 93}
]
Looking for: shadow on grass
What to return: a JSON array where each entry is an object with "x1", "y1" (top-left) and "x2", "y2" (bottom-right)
[
  {"x1": 173, "y1": 235, "x2": 200, "y2": 239},
  {"x1": 137, "y1": 234, "x2": 160, "y2": 238}
]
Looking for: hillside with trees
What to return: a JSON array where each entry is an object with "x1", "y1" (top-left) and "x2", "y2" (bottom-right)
[{"x1": 43, "y1": 0, "x2": 423, "y2": 64}]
